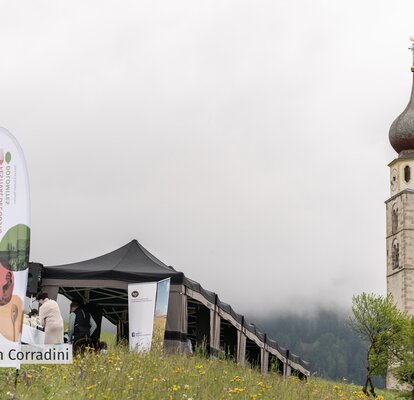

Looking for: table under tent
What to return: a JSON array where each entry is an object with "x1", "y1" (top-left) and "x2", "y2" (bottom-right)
[{"x1": 30, "y1": 239, "x2": 309, "y2": 378}]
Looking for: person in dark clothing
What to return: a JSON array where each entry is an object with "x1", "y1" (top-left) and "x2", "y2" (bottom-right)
[{"x1": 67, "y1": 302, "x2": 97, "y2": 344}]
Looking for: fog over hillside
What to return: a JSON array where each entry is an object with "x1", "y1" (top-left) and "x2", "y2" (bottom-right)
[{"x1": 255, "y1": 307, "x2": 385, "y2": 387}]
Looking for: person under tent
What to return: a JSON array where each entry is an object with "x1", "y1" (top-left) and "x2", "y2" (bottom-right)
[{"x1": 67, "y1": 301, "x2": 97, "y2": 345}]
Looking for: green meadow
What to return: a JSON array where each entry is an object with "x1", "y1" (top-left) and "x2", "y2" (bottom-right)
[{"x1": 0, "y1": 337, "x2": 401, "y2": 400}]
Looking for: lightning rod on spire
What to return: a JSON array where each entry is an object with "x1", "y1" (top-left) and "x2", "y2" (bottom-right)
[{"x1": 409, "y1": 37, "x2": 414, "y2": 71}]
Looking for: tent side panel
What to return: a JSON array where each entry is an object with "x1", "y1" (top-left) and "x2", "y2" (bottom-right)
[
  {"x1": 165, "y1": 284, "x2": 188, "y2": 352},
  {"x1": 261, "y1": 349, "x2": 269, "y2": 374},
  {"x1": 237, "y1": 331, "x2": 246, "y2": 365},
  {"x1": 210, "y1": 310, "x2": 220, "y2": 355}
]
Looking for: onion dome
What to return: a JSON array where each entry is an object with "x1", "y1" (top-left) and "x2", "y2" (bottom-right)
[{"x1": 389, "y1": 40, "x2": 414, "y2": 156}]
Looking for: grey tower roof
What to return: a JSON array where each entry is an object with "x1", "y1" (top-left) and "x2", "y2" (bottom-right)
[{"x1": 390, "y1": 71, "x2": 414, "y2": 156}]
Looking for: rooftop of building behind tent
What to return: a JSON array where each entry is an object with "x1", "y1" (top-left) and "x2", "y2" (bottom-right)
[{"x1": 35, "y1": 239, "x2": 309, "y2": 370}]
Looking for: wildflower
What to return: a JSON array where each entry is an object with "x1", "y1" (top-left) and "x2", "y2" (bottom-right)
[
  {"x1": 228, "y1": 388, "x2": 246, "y2": 394},
  {"x1": 86, "y1": 385, "x2": 95, "y2": 390}
]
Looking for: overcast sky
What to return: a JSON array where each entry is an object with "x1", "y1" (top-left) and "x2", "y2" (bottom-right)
[{"x1": 1, "y1": 0, "x2": 413, "y2": 317}]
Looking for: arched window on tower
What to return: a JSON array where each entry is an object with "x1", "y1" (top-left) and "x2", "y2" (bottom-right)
[
  {"x1": 392, "y1": 207, "x2": 398, "y2": 234},
  {"x1": 405, "y1": 165, "x2": 411, "y2": 183},
  {"x1": 392, "y1": 239, "x2": 400, "y2": 270}
]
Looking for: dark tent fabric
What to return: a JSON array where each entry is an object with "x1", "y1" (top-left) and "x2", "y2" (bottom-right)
[
  {"x1": 217, "y1": 300, "x2": 243, "y2": 325},
  {"x1": 43, "y1": 239, "x2": 184, "y2": 284},
  {"x1": 183, "y1": 277, "x2": 216, "y2": 304}
]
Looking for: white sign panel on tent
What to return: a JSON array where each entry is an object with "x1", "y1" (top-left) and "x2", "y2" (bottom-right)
[{"x1": 128, "y1": 278, "x2": 170, "y2": 352}]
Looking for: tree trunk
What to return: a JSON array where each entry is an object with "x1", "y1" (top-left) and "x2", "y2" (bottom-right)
[
  {"x1": 362, "y1": 375, "x2": 369, "y2": 396},
  {"x1": 368, "y1": 377, "x2": 376, "y2": 398}
]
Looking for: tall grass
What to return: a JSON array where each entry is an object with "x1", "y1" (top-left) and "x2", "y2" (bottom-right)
[{"x1": 0, "y1": 338, "x2": 400, "y2": 400}]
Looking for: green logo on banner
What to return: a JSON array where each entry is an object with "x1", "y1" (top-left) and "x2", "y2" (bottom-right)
[
  {"x1": 5, "y1": 152, "x2": 11, "y2": 164},
  {"x1": 0, "y1": 224, "x2": 30, "y2": 271}
]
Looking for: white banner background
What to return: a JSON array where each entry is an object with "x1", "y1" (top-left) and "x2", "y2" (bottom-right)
[
  {"x1": 128, "y1": 282, "x2": 157, "y2": 352},
  {"x1": 0, "y1": 344, "x2": 72, "y2": 366},
  {"x1": 0, "y1": 127, "x2": 30, "y2": 368}
]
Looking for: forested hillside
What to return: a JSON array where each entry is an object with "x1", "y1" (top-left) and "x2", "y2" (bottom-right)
[{"x1": 256, "y1": 308, "x2": 385, "y2": 387}]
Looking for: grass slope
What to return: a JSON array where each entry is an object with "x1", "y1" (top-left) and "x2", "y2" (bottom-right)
[{"x1": 0, "y1": 341, "x2": 400, "y2": 400}]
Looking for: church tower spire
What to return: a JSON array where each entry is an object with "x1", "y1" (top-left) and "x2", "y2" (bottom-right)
[
  {"x1": 386, "y1": 39, "x2": 414, "y2": 389},
  {"x1": 386, "y1": 39, "x2": 414, "y2": 310},
  {"x1": 389, "y1": 38, "x2": 414, "y2": 156}
]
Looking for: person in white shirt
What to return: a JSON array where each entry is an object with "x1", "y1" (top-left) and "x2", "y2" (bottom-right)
[{"x1": 37, "y1": 293, "x2": 64, "y2": 344}]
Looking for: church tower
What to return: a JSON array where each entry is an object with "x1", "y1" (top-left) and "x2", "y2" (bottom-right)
[{"x1": 387, "y1": 40, "x2": 414, "y2": 315}]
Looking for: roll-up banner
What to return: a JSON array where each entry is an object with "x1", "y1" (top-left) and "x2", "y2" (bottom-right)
[
  {"x1": 128, "y1": 282, "x2": 157, "y2": 352},
  {"x1": 128, "y1": 278, "x2": 170, "y2": 352},
  {"x1": 153, "y1": 278, "x2": 170, "y2": 349},
  {"x1": 0, "y1": 127, "x2": 30, "y2": 368}
]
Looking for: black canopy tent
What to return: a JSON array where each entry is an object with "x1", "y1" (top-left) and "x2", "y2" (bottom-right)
[
  {"x1": 41, "y1": 240, "x2": 185, "y2": 342},
  {"x1": 43, "y1": 239, "x2": 184, "y2": 283},
  {"x1": 37, "y1": 239, "x2": 309, "y2": 377}
]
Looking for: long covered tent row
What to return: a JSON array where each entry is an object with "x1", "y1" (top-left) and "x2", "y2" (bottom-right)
[{"x1": 34, "y1": 239, "x2": 309, "y2": 378}]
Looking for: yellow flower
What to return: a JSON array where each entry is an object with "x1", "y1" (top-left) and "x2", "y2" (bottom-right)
[
  {"x1": 86, "y1": 385, "x2": 95, "y2": 390},
  {"x1": 228, "y1": 388, "x2": 246, "y2": 394},
  {"x1": 352, "y1": 391, "x2": 369, "y2": 399}
]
